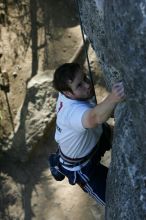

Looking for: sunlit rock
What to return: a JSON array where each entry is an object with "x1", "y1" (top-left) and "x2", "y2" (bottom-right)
[{"x1": 79, "y1": 0, "x2": 146, "y2": 219}]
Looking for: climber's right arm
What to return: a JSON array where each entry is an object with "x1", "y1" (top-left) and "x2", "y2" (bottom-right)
[{"x1": 82, "y1": 82, "x2": 125, "y2": 128}]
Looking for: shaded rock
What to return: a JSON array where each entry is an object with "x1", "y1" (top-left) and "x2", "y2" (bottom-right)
[
  {"x1": 79, "y1": 0, "x2": 146, "y2": 219},
  {"x1": 5, "y1": 70, "x2": 57, "y2": 161}
]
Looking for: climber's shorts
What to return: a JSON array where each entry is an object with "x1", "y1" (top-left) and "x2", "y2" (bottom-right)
[
  {"x1": 60, "y1": 160, "x2": 108, "y2": 206},
  {"x1": 59, "y1": 122, "x2": 112, "y2": 205}
]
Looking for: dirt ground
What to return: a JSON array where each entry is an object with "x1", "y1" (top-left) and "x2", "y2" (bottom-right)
[{"x1": 0, "y1": 1, "x2": 111, "y2": 219}]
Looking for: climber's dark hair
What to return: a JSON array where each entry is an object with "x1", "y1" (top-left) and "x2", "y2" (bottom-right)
[{"x1": 53, "y1": 63, "x2": 80, "y2": 93}]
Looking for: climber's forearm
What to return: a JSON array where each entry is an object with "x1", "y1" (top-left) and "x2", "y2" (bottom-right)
[
  {"x1": 82, "y1": 94, "x2": 116, "y2": 128},
  {"x1": 82, "y1": 82, "x2": 125, "y2": 128}
]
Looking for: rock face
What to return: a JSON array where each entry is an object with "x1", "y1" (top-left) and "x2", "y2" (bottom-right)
[
  {"x1": 78, "y1": 0, "x2": 146, "y2": 219},
  {"x1": 8, "y1": 71, "x2": 57, "y2": 161}
]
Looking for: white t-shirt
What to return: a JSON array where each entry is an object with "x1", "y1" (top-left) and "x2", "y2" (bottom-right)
[{"x1": 55, "y1": 93, "x2": 102, "y2": 158}]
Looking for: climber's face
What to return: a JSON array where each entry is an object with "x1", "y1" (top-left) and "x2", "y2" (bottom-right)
[{"x1": 63, "y1": 69, "x2": 94, "y2": 101}]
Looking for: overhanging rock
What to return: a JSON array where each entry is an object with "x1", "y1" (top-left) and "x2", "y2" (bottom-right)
[{"x1": 78, "y1": 0, "x2": 146, "y2": 219}]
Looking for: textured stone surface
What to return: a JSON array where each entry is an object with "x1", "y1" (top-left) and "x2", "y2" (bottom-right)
[
  {"x1": 79, "y1": 0, "x2": 146, "y2": 219},
  {"x1": 7, "y1": 70, "x2": 57, "y2": 161}
]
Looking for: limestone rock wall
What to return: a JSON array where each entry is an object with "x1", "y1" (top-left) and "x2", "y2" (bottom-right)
[
  {"x1": 78, "y1": 0, "x2": 146, "y2": 219},
  {"x1": 7, "y1": 71, "x2": 57, "y2": 161}
]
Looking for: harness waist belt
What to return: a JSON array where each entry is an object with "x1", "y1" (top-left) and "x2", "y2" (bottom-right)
[
  {"x1": 59, "y1": 157, "x2": 90, "y2": 171},
  {"x1": 59, "y1": 142, "x2": 100, "y2": 167}
]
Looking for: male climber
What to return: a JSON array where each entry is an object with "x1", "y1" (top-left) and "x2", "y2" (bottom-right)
[{"x1": 52, "y1": 63, "x2": 125, "y2": 205}]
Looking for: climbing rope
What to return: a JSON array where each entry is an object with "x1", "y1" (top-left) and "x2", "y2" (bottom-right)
[{"x1": 76, "y1": 0, "x2": 97, "y2": 104}]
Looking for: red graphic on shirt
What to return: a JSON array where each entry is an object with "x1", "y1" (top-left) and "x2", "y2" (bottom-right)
[{"x1": 58, "y1": 101, "x2": 63, "y2": 113}]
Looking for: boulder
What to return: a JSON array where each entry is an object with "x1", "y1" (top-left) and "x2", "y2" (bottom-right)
[{"x1": 7, "y1": 70, "x2": 57, "y2": 161}]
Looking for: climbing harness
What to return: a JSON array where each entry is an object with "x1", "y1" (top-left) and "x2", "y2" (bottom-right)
[
  {"x1": 48, "y1": 122, "x2": 112, "y2": 181},
  {"x1": 58, "y1": 143, "x2": 100, "y2": 167}
]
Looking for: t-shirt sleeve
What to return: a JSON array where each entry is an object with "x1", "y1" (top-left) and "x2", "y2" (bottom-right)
[{"x1": 67, "y1": 105, "x2": 90, "y2": 132}]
